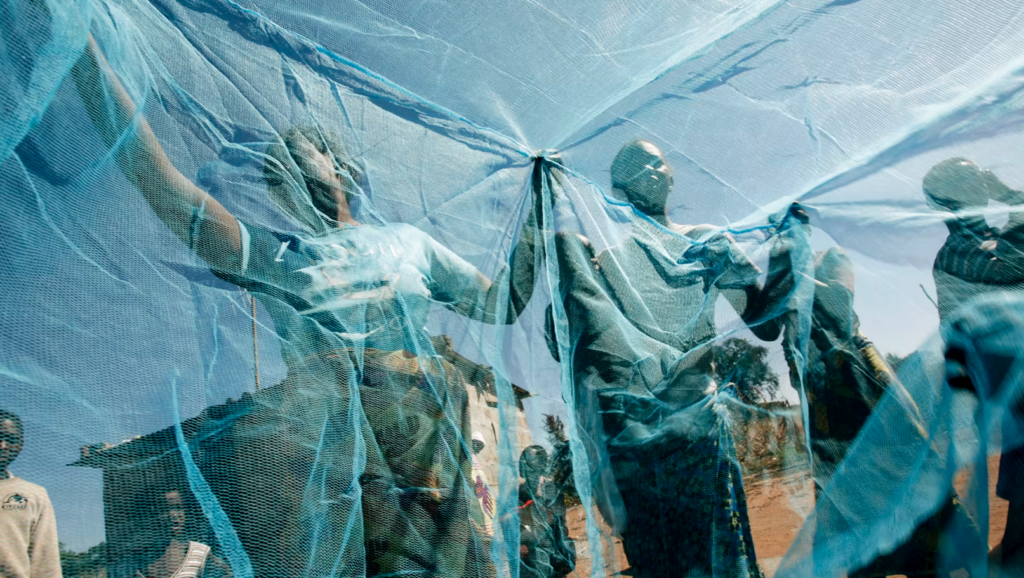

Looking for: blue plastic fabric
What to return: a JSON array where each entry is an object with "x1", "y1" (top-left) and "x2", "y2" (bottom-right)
[{"x1": 3, "y1": 0, "x2": 1024, "y2": 577}]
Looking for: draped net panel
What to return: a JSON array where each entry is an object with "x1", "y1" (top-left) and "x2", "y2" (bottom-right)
[{"x1": 2, "y1": 0, "x2": 1024, "y2": 577}]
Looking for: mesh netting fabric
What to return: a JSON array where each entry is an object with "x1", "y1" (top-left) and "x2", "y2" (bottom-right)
[{"x1": 3, "y1": 1, "x2": 1024, "y2": 578}]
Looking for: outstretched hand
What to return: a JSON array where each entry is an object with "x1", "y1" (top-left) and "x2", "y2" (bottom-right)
[
  {"x1": 682, "y1": 232, "x2": 735, "y2": 266},
  {"x1": 770, "y1": 202, "x2": 810, "y2": 231}
]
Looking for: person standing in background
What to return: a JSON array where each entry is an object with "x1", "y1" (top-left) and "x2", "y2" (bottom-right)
[
  {"x1": 0, "y1": 409, "x2": 62, "y2": 578},
  {"x1": 786, "y1": 245, "x2": 982, "y2": 578},
  {"x1": 517, "y1": 446, "x2": 574, "y2": 578},
  {"x1": 925, "y1": 158, "x2": 1024, "y2": 576},
  {"x1": 125, "y1": 490, "x2": 231, "y2": 578},
  {"x1": 470, "y1": 432, "x2": 496, "y2": 538}
]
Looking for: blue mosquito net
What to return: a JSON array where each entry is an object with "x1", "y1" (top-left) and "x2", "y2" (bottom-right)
[{"x1": 3, "y1": 0, "x2": 1024, "y2": 577}]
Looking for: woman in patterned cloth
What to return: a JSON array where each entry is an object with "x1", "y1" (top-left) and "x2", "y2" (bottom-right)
[
  {"x1": 545, "y1": 140, "x2": 807, "y2": 578},
  {"x1": 72, "y1": 33, "x2": 544, "y2": 578}
]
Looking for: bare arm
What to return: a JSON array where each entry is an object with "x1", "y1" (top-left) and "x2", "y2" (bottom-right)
[
  {"x1": 30, "y1": 492, "x2": 62, "y2": 578},
  {"x1": 71, "y1": 35, "x2": 242, "y2": 272},
  {"x1": 722, "y1": 204, "x2": 810, "y2": 341}
]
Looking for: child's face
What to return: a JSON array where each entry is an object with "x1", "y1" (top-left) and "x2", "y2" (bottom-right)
[{"x1": 0, "y1": 419, "x2": 23, "y2": 470}]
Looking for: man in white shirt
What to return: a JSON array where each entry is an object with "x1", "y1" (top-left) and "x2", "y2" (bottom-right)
[{"x1": 0, "y1": 410, "x2": 62, "y2": 578}]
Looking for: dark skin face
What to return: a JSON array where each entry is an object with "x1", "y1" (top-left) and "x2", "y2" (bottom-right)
[
  {"x1": 296, "y1": 142, "x2": 361, "y2": 227},
  {"x1": 0, "y1": 419, "x2": 24, "y2": 477},
  {"x1": 162, "y1": 491, "x2": 187, "y2": 538},
  {"x1": 613, "y1": 141, "x2": 674, "y2": 225}
]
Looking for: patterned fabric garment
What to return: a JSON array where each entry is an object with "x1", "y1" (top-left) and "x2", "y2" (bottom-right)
[
  {"x1": 471, "y1": 457, "x2": 495, "y2": 536},
  {"x1": 933, "y1": 218, "x2": 1024, "y2": 321},
  {"x1": 134, "y1": 542, "x2": 210, "y2": 578},
  {"x1": 933, "y1": 217, "x2": 1024, "y2": 502}
]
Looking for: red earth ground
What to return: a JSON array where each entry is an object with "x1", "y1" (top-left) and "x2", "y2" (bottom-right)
[{"x1": 566, "y1": 456, "x2": 1009, "y2": 578}]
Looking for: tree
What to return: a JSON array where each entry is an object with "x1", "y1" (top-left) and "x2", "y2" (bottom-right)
[
  {"x1": 60, "y1": 542, "x2": 106, "y2": 578},
  {"x1": 542, "y1": 414, "x2": 580, "y2": 507},
  {"x1": 712, "y1": 338, "x2": 780, "y2": 404}
]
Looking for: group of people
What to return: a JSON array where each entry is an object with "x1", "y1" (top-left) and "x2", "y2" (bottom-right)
[{"x1": 4, "y1": 23, "x2": 1024, "y2": 578}]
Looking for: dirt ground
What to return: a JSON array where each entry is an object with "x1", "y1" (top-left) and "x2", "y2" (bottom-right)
[{"x1": 564, "y1": 456, "x2": 1009, "y2": 578}]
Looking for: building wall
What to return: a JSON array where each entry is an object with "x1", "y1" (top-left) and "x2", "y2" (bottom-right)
[{"x1": 465, "y1": 384, "x2": 532, "y2": 493}]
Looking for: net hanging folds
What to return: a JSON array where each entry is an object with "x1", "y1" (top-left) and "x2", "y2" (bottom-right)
[{"x1": 3, "y1": 1, "x2": 1024, "y2": 577}]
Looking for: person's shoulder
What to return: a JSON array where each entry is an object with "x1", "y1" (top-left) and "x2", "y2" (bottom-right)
[
  {"x1": 370, "y1": 222, "x2": 428, "y2": 245},
  {"x1": 673, "y1": 223, "x2": 717, "y2": 241},
  {"x1": 0, "y1": 477, "x2": 53, "y2": 505}
]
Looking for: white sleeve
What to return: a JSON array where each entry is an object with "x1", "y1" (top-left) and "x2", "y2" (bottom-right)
[
  {"x1": 425, "y1": 233, "x2": 494, "y2": 317},
  {"x1": 30, "y1": 491, "x2": 62, "y2": 578},
  {"x1": 237, "y1": 220, "x2": 251, "y2": 276}
]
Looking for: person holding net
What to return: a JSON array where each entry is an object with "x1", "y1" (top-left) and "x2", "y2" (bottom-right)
[
  {"x1": 924, "y1": 158, "x2": 1024, "y2": 577},
  {"x1": 546, "y1": 140, "x2": 808, "y2": 578},
  {"x1": 781, "y1": 244, "x2": 984, "y2": 578},
  {"x1": 69, "y1": 33, "x2": 546, "y2": 578}
]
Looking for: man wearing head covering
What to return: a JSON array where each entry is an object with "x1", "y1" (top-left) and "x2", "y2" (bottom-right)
[
  {"x1": 925, "y1": 158, "x2": 1024, "y2": 576},
  {"x1": 786, "y1": 247, "x2": 891, "y2": 497},
  {"x1": 0, "y1": 410, "x2": 62, "y2": 578},
  {"x1": 545, "y1": 139, "x2": 808, "y2": 578}
]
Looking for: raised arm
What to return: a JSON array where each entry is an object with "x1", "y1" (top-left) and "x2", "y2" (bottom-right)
[
  {"x1": 720, "y1": 203, "x2": 810, "y2": 342},
  {"x1": 428, "y1": 157, "x2": 553, "y2": 324},
  {"x1": 71, "y1": 34, "x2": 242, "y2": 272}
]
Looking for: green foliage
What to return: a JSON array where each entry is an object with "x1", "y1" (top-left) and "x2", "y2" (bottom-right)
[
  {"x1": 60, "y1": 542, "x2": 106, "y2": 578},
  {"x1": 712, "y1": 338, "x2": 780, "y2": 404}
]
